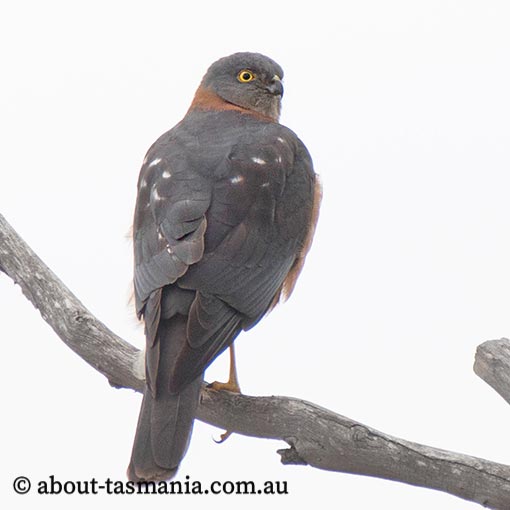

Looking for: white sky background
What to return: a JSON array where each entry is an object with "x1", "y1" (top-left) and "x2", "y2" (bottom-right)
[{"x1": 1, "y1": 1, "x2": 510, "y2": 508}]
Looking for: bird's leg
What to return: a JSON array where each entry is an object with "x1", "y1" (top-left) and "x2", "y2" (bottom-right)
[
  {"x1": 209, "y1": 343, "x2": 241, "y2": 394},
  {"x1": 209, "y1": 344, "x2": 241, "y2": 443}
]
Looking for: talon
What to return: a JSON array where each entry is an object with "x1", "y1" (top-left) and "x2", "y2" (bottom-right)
[{"x1": 214, "y1": 430, "x2": 234, "y2": 444}]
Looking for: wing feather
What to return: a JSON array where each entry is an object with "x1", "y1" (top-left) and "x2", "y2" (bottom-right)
[{"x1": 133, "y1": 117, "x2": 318, "y2": 394}]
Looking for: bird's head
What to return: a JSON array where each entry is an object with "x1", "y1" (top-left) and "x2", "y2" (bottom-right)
[{"x1": 195, "y1": 52, "x2": 284, "y2": 121}]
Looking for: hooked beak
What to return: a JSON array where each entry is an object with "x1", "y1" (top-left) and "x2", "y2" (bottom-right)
[{"x1": 266, "y1": 75, "x2": 284, "y2": 97}]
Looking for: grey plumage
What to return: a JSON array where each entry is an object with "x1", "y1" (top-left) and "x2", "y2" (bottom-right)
[{"x1": 128, "y1": 52, "x2": 319, "y2": 481}]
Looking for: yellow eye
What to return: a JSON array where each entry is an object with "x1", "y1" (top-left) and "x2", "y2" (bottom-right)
[{"x1": 237, "y1": 70, "x2": 255, "y2": 83}]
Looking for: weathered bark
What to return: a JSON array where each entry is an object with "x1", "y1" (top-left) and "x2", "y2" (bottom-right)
[
  {"x1": 2, "y1": 212, "x2": 510, "y2": 509},
  {"x1": 0, "y1": 214, "x2": 143, "y2": 392}
]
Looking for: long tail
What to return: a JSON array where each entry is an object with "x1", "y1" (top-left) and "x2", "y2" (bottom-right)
[
  {"x1": 127, "y1": 315, "x2": 203, "y2": 482},
  {"x1": 127, "y1": 378, "x2": 202, "y2": 481}
]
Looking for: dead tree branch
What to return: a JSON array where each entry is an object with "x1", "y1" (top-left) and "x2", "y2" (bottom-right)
[
  {"x1": 474, "y1": 338, "x2": 510, "y2": 405},
  {"x1": 1, "y1": 212, "x2": 510, "y2": 509}
]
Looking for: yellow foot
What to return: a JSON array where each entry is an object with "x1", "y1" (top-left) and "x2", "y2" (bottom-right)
[
  {"x1": 208, "y1": 343, "x2": 242, "y2": 393},
  {"x1": 208, "y1": 379, "x2": 241, "y2": 394}
]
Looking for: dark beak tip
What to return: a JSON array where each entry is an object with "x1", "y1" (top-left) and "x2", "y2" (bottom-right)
[{"x1": 268, "y1": 81, "x2": 284, "y2": 97}]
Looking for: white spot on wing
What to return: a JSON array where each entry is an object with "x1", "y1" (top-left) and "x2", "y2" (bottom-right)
[
  {"x1": 162, "y1": 170, "x2": 172, "y2": 179},
  {"x1": 251, "y1": 156, "x2": 266, "y2": 165},
  {"x1": 151, "y1": 187, "x2": 162, "y2": 201},
  {"x1": 230, "y1": 175, "x2": 244, "y2": 184},
  {"x1": 261, "y1": 182, "x2": 270, "y2": 188},
  {"x1": 140, "y1": 178, "x2": 147, "y2": 189},
  {"x1": 148, "y1": 157, "x2": 162, "y2": 168},
  {"x1": 277, "y1": 137, "x2": 286, "y2": 144}
]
